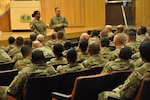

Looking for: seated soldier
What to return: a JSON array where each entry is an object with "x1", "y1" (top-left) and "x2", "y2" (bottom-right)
[
  {"x1": 79, "y1": 32, "x2": 90, "y2": 42},
  {"x1": 36, "y1": 34, "x2": 45, "y2": 45},
  {"x1": 33, "y1": 40, "x2": 54, "y2": 58},
  {"x1": 5, "y1": 36, "x2": 15, "y2": 52},
  {"x1": 30, "y1": 32, "x2": 37, "y2": 42},
  {"x1": 100, "y1": 38, "x2": 111, "y2": 59},
  {"x1": 47, "y1": 43, "x2": 67, "y2": 66},
  {"x1": 56, "y1": 49, "x2": 85, "y2": 73},
  {"x1": 63, "y1": 40, "x2": 72, "y2": 57},
  {"x1": 101, "y1": 46, "x2": 135, "y2": 73},
  {"x1": 107, "y1": 34, "x2": 125, "y2": 61},
  {"x1": 0, "y1": 50, "x2": 57, "y2": 100},
  {"x1": 136, "y1": 26, "x2": 147, "y2": 43},
  {"x1": 8, "y1": 36, "x2": 24, "y2": 57},
  {"x1": 104, "y1": 25, "x2": 114, "y2": 40},
  {"x1": 82, "y1": 41, "x2": 107, "y2": 68},
  {"x1": 45, "y1": 32, "x2": 57, "y2": 49},
  {"x1": 126, "y1": 29, "x2": 140, "y2": 53},
  {"x1": 88, "y1": 30, "x2": 100, "y2": 43},
  {"x1": 56, "y1": 31, "x2": 65, "y2": 46},
  {"x1": 98, "y1": 40, "x2": 150, "y2": 100},
  {"x1": 77, "y1": 40, "x2": 90, "y2": 63},
  {"x1": 14, "y1": 45, "x2": 33, "y2": 70}
]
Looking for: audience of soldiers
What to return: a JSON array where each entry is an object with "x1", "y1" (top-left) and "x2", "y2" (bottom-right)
[{"x1": 0, "y1": 25, "x2": 149, "y2": 100}]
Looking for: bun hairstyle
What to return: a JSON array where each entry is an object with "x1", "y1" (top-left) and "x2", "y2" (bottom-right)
[{"x1": 32, "y1": 10, "x2": 39, "y2": 17}]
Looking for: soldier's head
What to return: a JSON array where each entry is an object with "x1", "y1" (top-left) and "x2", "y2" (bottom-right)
[
  {"x1": 127, "y1": 30, "x2": 136, "y2": 41},
  {"x1": 79, "y1": 33, "x2": 90, "y2": 42},
  {"x1": 99, "y1": 30, "x2": 108, "y2": 39},
  {"x1": 101, "y1": 38, "x2": 110, "y2": 47},
  {"x1": 53, "y1": 43, "x2": 64, "y2": 58},
  {"x1": 32, "y1": 10, "x2": 40, "y2": 19},
  {"x1": 116, "y1": 24, "x2": 124, "y2": 33},
  {"x1": 32, "y1": 40, "x2": 42, "y2": 49},
  {"x1": 30, "y1": 32, "x2": 37, "y2": 41},
  {"x1": 64, "y1": 40, "x2": 72, "y2": 50},
  {"x1": 137, "y1": 26, "x2": 147, "y2": 35},
  {"x1": 88, "y1": 41, "x2": 100, "y2": 56},
  {"x1": 21, "y1": 45, "x2": 32, "y2": 58},
  {"x1": 36, "y1": 34, "x2": 45, "y2": 44},
  {"x1": 79, "y1": 40, "x2": 88, "y2": 52},
  {"x1": 51, "y1": 32, "x2": 57, "y2": 40},
  {"x1": 90, "y1": 30, "x2": 99, "y2": 37},
  {"x1": 66, "y1": 49, "x2": 77, "y2": 64},
  {"x1": 119, "y1": 46, "x2": 132, "y2": 60},
  {"x1": 56, "y1": 31, "x2": 64, "y2": 40},
  {"x1": 139, "y1": 39, "x2": 150, "y2": 62},
  {"x1": 31, "y1": 50, "x2": 46, "y2": 64},
  {"x1": 55, "y1": 7, "x2": 61, "y2": 17},
  {"x1": 113, "y1": 34, "x2": 125, "y2": 48},
  {"x1": 8, "y1": 36, "x2": 15, "y2": 44},
  {"x1": 15, "y1": 36, "x2": 24, "y2": 47},
  {"x1": 104, "y1": 25, "x2": 112, "y2": 32},
  {"x1": 24, "y1": 39, "x2": 32, "y2": 48}
]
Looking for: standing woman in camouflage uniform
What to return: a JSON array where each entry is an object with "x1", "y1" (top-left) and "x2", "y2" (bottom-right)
[{"x1": 30, "y1": 10, "x2": 47, "y2": 36}]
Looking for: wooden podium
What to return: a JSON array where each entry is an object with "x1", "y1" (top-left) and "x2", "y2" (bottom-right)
[{"x1": 10, "y1": 0, "x2": 40, "y2": 30}]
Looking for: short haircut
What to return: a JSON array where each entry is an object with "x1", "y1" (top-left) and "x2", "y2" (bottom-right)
[
  {"x1": 30, "y1": 33, "x2": 37, "y2": 41},
  {"x1": 66, "y1": 49, "x2": 77, "y2": 63},
  {"x1": 8, "y1": 36, "x2": 15, "y2": 44},
  {"x1": 88, "y1": 41, "x2": 100, "y2": 55},
  {"x1": 101, "y1": 38, "x2": 110, "y2": 47},
  {"x1": 91, "y1": 30, "x2": 99, "y2": 37},
  {"x1": 79, "y1": 40, "x2": 88, "y2": 52},
  {"x1": 24, "y1": 39, "x2": 32, "y2": 48},
  {"x1": 21, "y1": 45, "x2": 31, "y2": 57},
  {"x1": 140, "y1": 26, "x2": 147, "y2": 34},
  {"x1": 64, "y1": 41, "x2": 72, "y2": 50},
  {"x1": 128, "y1": 30, "x2": 136, "y2": 40},
  {"x1": 119, "y1": 46, "x2": 132, "y2": 60},
  {"x1": 55, "y1": 7, "x2": 60, "y2": 11},
  {"x1": 139, "y1": 40, "x2": 150, "y2": 61},
  {"x1": 100, "y1": 30, "x2": 108, "y2": 38},
  {"x1": 31, "y1": 50, "x2": 45, "y2": 64},
  {"x1": 16, "y1": 36, "x2": 24, "y2": 46},
  {"x1": 57, "y1": 31, "x2": 64, "y2": 39},
  {"x1": 53, "y1": 43, "x2": 64, "y2": 58}
]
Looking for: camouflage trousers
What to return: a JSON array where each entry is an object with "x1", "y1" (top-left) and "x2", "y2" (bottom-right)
[{"x1": 97, "y1": 91, "x2": 120, "y2": 100}]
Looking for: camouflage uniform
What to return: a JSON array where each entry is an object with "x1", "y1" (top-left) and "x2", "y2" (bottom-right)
[
  {"x1": 98, "y1": 62, "x2": 150, "y2": 100},
  {"x1": 0, "y1": 63, "x2": 57, "y2": 100},
  {"x1": 82, "y1": 54, "x2": 107, "y2": 68},
  {"x1": 45, "y1": 39, "x2": 56, "y2": 49},
  {"x1": 49, "y1": 16, "x2": 68, "y2": 34},
  {"x1": 0, "y1": 46, "x2": 6, "y2": 51},
  {"x1": 125, "y1": 41, "x2": 140, "y2": 53},
  {"x1": 14, "y1": 56, "x2": 33, "y2": 70},
  {"x1": 0, "y1": 49, "x2": 11, "y2": 63},
  {"x1": 135, "y1": 58, "x2": 144, "y2": 68},
  {"x1": 30, "y1": 19, "x2": 47, "y2": 36},
  {"x1": 8, "y1": 46, "x2": 22, "y2": 57},
  {"x1": 100, "y1": 47, "x2": 111, "y2": 59},
  {"x1": 5, "y1": 44, "x2": 15, "y2": 52},
  {"x1": 56, "y1": 40, "x2": 65, "y2": 47},
  {"x1": 108, "y1": 32, "x2": 114, "y2": 38},
  {"x1": 131, "y1": 52, "x2": 140, "y2": 61},
  {"x1": 47, "y1": 57, "x2": 67, "y2": 66},
  {"x1": 12, "y1": 53, "x2": 23, "y2": 62},
  {"x1": 101, "y1": 58, "x2": 135, "y2": 73},
  {"x1": 136, "y1": 34, "x2": 146, "y2": 43},
  {"x1": 56, "y1": 63, "x2": 85, "y2": 73},
  {"x1": 34, "y1": 46, "x2": 54, "y2": 58},
  {"x1": 88, "y1": 36, "x2": 100, "y2": 43},
  {"x1": 106, "y1": 48, "x2": 121, "y2": 61},
  {"x1": 77, "y1": 51, "x2": 90, "y2": 63}
]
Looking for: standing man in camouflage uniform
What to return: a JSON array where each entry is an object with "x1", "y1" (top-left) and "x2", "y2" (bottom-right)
[
  {"x1": 30, "y1": 10, "x2": 47, "y2": 36},
  {"x1": 49, "y1": 7, "x2": 68, "y2": 38},
  {"x1": 98, "y1": 40, "x2": 150, "y2": 100}
]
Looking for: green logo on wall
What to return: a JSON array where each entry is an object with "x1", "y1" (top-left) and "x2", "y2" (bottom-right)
[{"x1": 20, "y1": 14, "x2": 31, "y2": 23}]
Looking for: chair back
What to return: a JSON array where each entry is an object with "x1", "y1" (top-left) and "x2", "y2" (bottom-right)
[
  {"x1": 0, "y1": 69, "x2": 18, "y2": 86},
  {"x1": 24, "y1": 74, "x2": 61, "y2": 100},
  {"x1": 0, "y1": 62, "x2": 15, "y2": 71},
  {"x1": 71, "y1": 73, "x2": 111, "y2": 100},
  {"x1": 135, "y1": 78, "x2": 150, "y2": 100}
]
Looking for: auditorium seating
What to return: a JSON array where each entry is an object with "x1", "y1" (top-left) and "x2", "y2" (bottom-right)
[
  {"x1": 0, "y1": 69, "x2": 18, "y2": 86},
  {"x1": 0, "y1": 62, "x2": 15, "y2": 71},
  {"x1": 108, "y1": 78, "x2": 150, "y2": 100}
]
